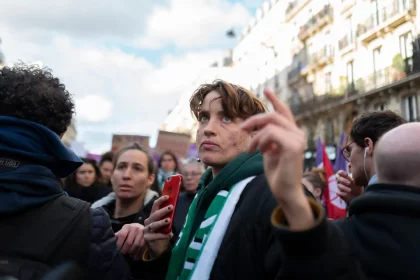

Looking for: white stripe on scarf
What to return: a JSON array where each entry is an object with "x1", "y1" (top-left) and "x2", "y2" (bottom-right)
[{"x1": 190, "y1": 176, "x2": 256, "y2": 280}]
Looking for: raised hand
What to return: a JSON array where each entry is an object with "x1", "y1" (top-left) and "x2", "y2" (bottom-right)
[
  {"x1": 241, "y1": 89, "x2": 314, "y2": 230},
  {"x1": 241, "y1": 89, "x2": 306, "y2": 204}
]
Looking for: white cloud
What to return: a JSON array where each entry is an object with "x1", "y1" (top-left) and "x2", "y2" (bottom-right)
[
  {"x1": 0, "y1": 1, "x2": 250, "y2": 154},
  {"x1": 0, "y1": 0, "x2": 152, "y2": 41},
  {"x1": 142, "y1": 50, "x2": 226, "y2": 95},
  {"x1": 139, "y1": 0, "x2": 250, "y2": 49},
  {"x1": 75, "y1": 95, "x2": 114, "y2": 123}
]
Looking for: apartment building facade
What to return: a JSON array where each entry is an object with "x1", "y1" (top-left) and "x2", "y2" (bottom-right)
[
  {"x1": 232, "y1": 0, "x2": 292, "y2": 107},
  {"x1": 285, "y1": 0, "x2": 420, "y2": 150}
]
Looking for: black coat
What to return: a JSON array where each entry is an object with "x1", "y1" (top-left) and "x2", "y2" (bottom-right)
[
  {"x1": 92, "y1": 190, "x2": 160, "y2": 280},
  {"x1": 274, "y1": 183, "x2": 420, "y2": 280},
  {"x1": 88, "y1": 207, "x2": 131, "y2": 279},
  {"x1": 143, "y1": 174, "x2": 314, "y2": 279},
  {"x1": 65, "y1": 183, "x2": 111, "y2": 204},
  {"x1": 173, "y1": 191, "x2": 195, "y2": 237},
  {"x1": 0, "y1": 196, "x2": 130, "y2": 280},
  {"x1": 101, "y1": 192, "x2": 158, "y2": 233}
]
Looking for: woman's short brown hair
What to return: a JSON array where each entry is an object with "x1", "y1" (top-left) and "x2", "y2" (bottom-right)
[{"x1": 190, "y1": 80, "x2": 267, "y2": 120}]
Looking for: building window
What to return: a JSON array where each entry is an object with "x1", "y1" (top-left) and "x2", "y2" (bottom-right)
[
  {"x1": 275, "y1": 75, "x2": 280, "y2": 89},
  {"x1": 375, "y1": 103, "x2": 386, "y2": 111},
  {"x1": 325, "y1": 119, "x2": 334, "y2": 144},
  {"x1": 346, "y1": 61, "x2": 354, "y2": 88},
  {"x1": 404, "y1": 95, "x2": 418, "y2": 121},
  {"x1": 372, "y1": 0, "x2": 380, "y2": 26},
  {"x1": 373, "y1": 47, "x2": 382, "y2": 72},
  {"x1": 400, "y1": 32, "x2": 413, "y2": 59},
  {"x1": 346, "y1": 16, "x2": 353, "y2": 43},
  {"x1": 325, "y1": 72, "x2": 332, "y2": 94}
]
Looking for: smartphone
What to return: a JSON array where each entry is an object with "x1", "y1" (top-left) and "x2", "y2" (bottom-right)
[{"x1": 157, "y1": 174, "x2": 183, "y2": 234}]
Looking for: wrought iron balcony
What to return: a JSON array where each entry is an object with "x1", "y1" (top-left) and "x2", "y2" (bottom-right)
[
  {"x1": 338, "y1": 34, "x2": 355, "y2": 53},
  {"x1": 285, "y1": 0, "x2": 311, "y2": 22},
  {"x1": 341, "y1": 0, "x2": 356, "y2": 13},
  {"x1": 356, "y1": 0, "x2": 416, "y2": 44},
  {"x1": 298, "y1": 4, "x2": 333, "y2": 41},
  {"x1": 287, "y1": 62, "x2": 304, "y2": 85},
  {"x1": 306, "y1": 45, "x2": 335, "y2": 70},
  {"x1": 291, "y1": 54, "x2": 420, "y2": 118}
]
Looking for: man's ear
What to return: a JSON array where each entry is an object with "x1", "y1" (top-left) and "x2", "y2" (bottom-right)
[{"x1": 364, "y1": 137, "x2": 374, "y2": 157}]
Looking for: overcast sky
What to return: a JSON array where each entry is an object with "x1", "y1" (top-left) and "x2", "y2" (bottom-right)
[{"x1": 0, "y1": 0, "x2": 258, "y2": 154}]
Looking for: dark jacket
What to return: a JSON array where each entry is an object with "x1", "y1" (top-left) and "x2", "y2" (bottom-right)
[
  {"x1": 273, "y1": 183, "x2": 420, "y2": 279},
  {"x1": 65, "y1": 183, "x2": 112, "y2": 204},
  {"x1": 92, "y1": 190, "x2": 159, "y2": 280},
  {"x1": 143, "y1": 174, "x2": 314, "y2": 279},
  {"x1": 91, "y1": 189, "x2": 159, "y2": 233},
  {"x1": 0, "y1": 196, "x2": 130, "y2": 280},
  {"x1": 173, "y1": 191, "x2": 195, "y2": 237},
  {"x1": 88, "y1": 207, "x2": 131, "y2": 279}
]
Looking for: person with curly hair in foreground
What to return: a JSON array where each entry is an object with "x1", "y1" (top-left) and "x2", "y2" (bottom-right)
[{"x1": 0, "y1": 63, "x2": 133, "y2": 279}]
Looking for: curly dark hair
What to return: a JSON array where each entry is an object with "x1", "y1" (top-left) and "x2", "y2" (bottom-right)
[{"x1": 0, "y1": 63, "x2": 75, "y2": 135}]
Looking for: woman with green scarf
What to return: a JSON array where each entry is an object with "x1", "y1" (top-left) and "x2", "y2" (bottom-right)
[{"x1": 140, "y1": 80, "x2": 313, "y2": 280}]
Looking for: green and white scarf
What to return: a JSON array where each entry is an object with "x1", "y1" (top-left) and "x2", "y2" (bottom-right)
[{"x1": 166, "y1": 152, "x2": 264, "y2": 280}]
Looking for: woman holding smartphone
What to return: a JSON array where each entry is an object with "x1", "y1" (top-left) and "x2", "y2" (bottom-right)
[{"x1": 91, "y1": 144, "x2": 159, "y2": 233}]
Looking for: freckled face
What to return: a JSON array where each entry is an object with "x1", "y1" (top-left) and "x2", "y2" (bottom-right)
[{"x1": 196, "y1": 91, "x2": 251, "y2": 169}]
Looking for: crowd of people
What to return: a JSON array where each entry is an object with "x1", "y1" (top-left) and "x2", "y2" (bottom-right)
[{"x1": 1, "y1": 63, "x2": 420, "y2": 280}]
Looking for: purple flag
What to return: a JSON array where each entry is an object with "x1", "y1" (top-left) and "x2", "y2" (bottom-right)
[
  {"x1": 86, "y1": 153, "x2": 101, "y2": 162},
  {"x1": 334, "y1": 132, "x2": 348, "y2": 173},
  {"x1": 187, "y1": 143, "x2": 198, "y2": 159},
  {"x1": 315, "y1": 137, "x2": 323, "y2": 167}
]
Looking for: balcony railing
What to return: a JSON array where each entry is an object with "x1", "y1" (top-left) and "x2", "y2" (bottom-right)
[
  {"x1": 286, "y1": 0, "x2": 299, "y2": 15},
  {"x1": 308, "y1": 45, "x2": 335, "y2": 66},
  {"x1": 298, "y1": 4, "x2": 333, "y2": 41},
  {"x1": 338, "y1": 34, "x2": 354, "y2": 51},
  {"x1": 291, "y1": 54, "x2": 419, "y2": 117},
  {"x1": 356, "y1": 0, "x2": 416, "y2": 42},
  {"x1": 341, "y1": 0, "x2": 356, "y2": 13},
  {"x1": 288, "y1": 62, "x2": 304, "y2": 85},
  {"x1": 286, "y1": 0, "x2": 311, "y2": 21}
]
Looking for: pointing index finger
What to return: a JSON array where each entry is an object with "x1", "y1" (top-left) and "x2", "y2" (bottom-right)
[{"x1": 264, "y1": 89, "x2": 295, "y2": 123}]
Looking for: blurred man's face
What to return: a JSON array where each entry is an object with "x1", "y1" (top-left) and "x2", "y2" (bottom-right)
[{"x1": 346, "y1": 139, "x2": 368, "y2": 186}]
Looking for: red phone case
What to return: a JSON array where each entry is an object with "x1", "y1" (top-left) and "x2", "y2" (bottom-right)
[{"x1": 158, "y1": 174, "x2": 183, "y2": 234}]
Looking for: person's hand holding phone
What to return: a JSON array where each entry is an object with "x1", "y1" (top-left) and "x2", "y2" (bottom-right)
[{"x1": 143, "y1": 195, "x2": 174, "y2": 259}]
